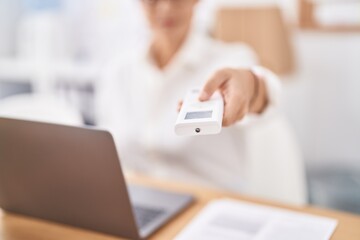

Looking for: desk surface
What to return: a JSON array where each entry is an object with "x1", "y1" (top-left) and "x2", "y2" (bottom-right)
[{"x1": 1, "y1": 174, "x2": 360, "y2": 240}]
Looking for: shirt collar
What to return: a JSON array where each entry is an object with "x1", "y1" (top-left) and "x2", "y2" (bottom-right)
[{"x1": 139, "y1": 30, "x2": 210, "y2": 76}]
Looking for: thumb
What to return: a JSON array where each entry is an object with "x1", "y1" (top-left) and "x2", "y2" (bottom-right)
[{"x1": 199, "y1": 70, "x2": 229, "y2": 101}]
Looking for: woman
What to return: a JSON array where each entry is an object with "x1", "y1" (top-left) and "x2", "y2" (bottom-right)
[{"x1": 97, "y1": 0, "x2": 306, "y2": 204}]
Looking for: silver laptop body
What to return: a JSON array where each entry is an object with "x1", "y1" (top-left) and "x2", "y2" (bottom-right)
[{"x1": 0, "y1": 117, "x2": 193, "y2": 239}]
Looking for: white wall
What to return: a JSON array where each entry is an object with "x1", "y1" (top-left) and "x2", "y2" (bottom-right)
[
  {"x1": 281, "y1": 31, "x2": 360, "y2": 168},
  {"x1": 0, "y1": 0, "x2": 21, "y2": 57}
]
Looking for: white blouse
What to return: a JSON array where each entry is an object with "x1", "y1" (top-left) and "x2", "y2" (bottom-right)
[{"x1": 96, "y1": 32, "x2": 306, "y2": 204}]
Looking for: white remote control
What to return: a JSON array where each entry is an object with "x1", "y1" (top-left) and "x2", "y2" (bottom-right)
[{"x1": 175, "y1": 89, "x2": 224, "y2": 136}]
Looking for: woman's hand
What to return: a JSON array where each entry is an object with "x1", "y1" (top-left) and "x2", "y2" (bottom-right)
[
  {"x1": 178, "y1": 68, "x2": 268, "y2": 127},
  {"x1": 200, "y1": 68, "x2": 268, "y2": 126}
]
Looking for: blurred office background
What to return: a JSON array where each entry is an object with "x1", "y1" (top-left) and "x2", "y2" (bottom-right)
[{"x1": 0, "y1": 0, "x2": 359, "y2": 213}]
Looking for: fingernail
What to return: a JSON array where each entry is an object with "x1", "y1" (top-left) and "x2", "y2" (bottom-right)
[{"x1": 199, "y1": 91, "x2": 209, "y2": 100}]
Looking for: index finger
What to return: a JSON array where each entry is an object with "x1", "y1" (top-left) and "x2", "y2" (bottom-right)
[{"x1": 199, "y1": 70, "x2": 230, "y2": 101}]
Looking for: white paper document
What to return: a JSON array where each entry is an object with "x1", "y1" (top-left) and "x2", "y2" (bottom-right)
[{"x1": 175, "y1": 199, "x2": 338, "y2": 240}]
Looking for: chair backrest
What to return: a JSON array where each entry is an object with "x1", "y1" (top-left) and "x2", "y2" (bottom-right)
[{"x1": 214, "y1": 6, "x2": 294, "y2": 75}]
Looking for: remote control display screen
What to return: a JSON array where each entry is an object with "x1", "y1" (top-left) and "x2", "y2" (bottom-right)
[{"x1": 185, "y1": 111, "x2": 213, "y2": 119}]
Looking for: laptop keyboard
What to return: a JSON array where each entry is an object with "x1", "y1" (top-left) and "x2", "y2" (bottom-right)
[{"x1": 133, "y1": 205, "x2": 165, "y2": 229}]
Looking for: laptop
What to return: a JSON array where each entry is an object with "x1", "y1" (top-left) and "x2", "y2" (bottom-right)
[{"x1": 0, "y1": 117, "x2": 194, "y2": 240}]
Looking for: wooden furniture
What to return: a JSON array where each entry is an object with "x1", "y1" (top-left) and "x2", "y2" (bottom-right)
[
  {"x1": 299, "y1": 0, "x2": 360, "y2": 32},
  {"x1": 1, "y1": 174, "x2": 360, "y2": 240},
  {"x1": 214, "y1": 7, "x2": 294, "y2": 75}
]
